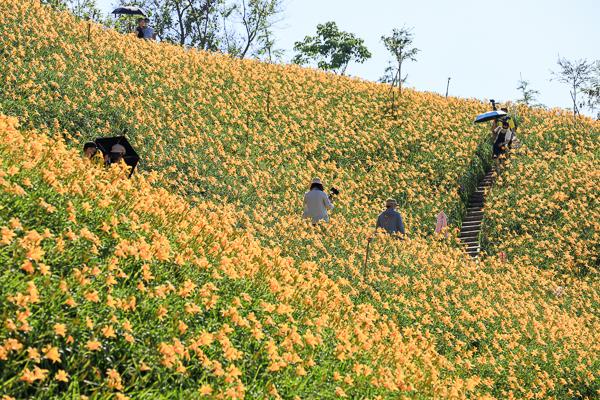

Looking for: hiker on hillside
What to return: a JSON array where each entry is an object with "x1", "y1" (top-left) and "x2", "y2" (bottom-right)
[
  {"x1": 493, "y1": 106, "x2": 517, "y2": 148},
  {"x1": 302, "y1": 178, "x2": 334, "y2": 225},
  {"x1": 143, "y1": 18, "x2": 156, "y2": 41},
  {"x1": 497, "y1": 107, "x2": 515, "y2": 132},
  {"x1": 134, "y1": 18, "x2": 145, "y2": 39},
  {"x1": 83, "y1": 141, "x2": 98, "y2": 158},
  {"x1": 375, "y1": 198, "x2": 405, "y2": 240},
  {"x1": 491, "y1": 121, "x2": 512, "y2": 171}
]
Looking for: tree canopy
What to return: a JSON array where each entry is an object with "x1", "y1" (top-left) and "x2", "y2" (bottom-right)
[
  {"x1": 380, "y1": 26, "x2": 419, "y2": 96},
  {"x1": 292, "y1": 21, "x2": 371, "y2": 75}
]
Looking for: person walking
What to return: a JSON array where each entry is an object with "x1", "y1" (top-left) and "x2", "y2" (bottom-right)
[
  {"x1": 375, "y1": 198, "x2": 405, "y2": 239},
  {"x1": 134, "y1": 18, "x2": 145, "y2": 39},
  {"x1": 143, "y1": 18, "x2": 156, "y2": 41},
  {"x1": 491, "y1": 121, "x2": 512, "y2": 171},
  {"x1": 302, "y1": 178, "x2": 334, "y2": 225},
  {"x1": 498, "y1": 106, "x2": 517, "y2": 148},
  {"x1": 497, "y1": 107, "x2": 515, "y2": 132}
]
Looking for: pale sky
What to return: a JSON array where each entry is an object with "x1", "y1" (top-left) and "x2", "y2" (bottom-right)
[{"x1": 98, "y1": 0, "x2": 599, "y2": 116}]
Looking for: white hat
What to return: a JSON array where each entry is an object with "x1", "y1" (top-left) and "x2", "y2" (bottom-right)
[
  {"x1": 111, "y1": 144, "x2": 126, "y2": 155},
  {"x1": 311, "y1": 177, "x2": 323, "y2": 185}
]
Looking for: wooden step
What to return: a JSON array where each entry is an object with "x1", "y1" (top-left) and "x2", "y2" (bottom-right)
[
  {"x1": 461, "y1": 220, "x2": 481, "y2": 227},
  {"x1": 465, "y1": 209, "x2": 483, "y2": 214},
  {"x1": 469, "y1": 202, "x2": 484, "y2": 208},
  {"x1": 460, "y1": 230, "x2": 480, "y2": 238},
  {"x1": 466, "y1": 209, "x2": 484, "y2": 214}
]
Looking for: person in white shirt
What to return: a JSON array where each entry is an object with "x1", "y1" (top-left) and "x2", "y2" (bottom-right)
[
  {"x1": 143, "y1": 18, "x2": 156, "y2": 40},
  {"x1": 302, "y1": 178, "x2": 334, "y2": 225}
]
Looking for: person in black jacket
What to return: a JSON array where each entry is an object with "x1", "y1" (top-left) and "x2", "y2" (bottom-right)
[
  {"x1": 491, "y1": 121, "x2": 512, "y2": 171},
  {"x1": 83, "y1": 141, "x2": 97, "y2": 158},
  {"x1": 134, "y1": 18, "x2": 145, "y2": 39}
]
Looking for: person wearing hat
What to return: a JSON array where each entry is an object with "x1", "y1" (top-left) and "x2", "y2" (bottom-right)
[
  {"x1": 143, "y1": 18, "x2": 156, "y2": 40},
  {"x1": 375, "y1": 198, "x2": 405, "y2": 239},
  {"x1": 302, "y1": 178, "x2": 334, "y2": 225},
  {"x1": 83, "y1": 141, "x2": 98, "y2": 158},
  {"x1": 107, "y1": 144, "x2": 126, "y2": 165},
  {"x1": 498, "y1": 107, "x2": 515, "y2": 132},
  {"x1": 492, "y1": 106, "x2": 517, "y2": 146}
]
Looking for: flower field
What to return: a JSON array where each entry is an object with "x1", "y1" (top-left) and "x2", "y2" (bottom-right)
[
  {"x1": 481, "y1": 106, "x2": 600, "y2": 282},
  {"x1": 2, "y1": 0, "x2": 600, "y2": 399},
  {"x1": 0, "y1": 0, "x2": 492, "y2": 239}
]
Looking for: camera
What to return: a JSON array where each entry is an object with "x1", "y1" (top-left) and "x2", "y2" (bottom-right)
[{"x1": 327, "y1": 187, "x2": 339, "y2": 202}]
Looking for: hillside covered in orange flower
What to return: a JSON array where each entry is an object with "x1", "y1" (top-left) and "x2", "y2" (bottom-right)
[{"x1": 2, "y1": 0, "x2": 600, "y2": 399}]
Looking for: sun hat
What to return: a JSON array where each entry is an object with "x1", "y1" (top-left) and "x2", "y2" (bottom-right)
[
  {"x1": 111, "y1": 144, "x2": 126, "y2": 155},
  {"x1": 83, "y1": 141, "x2": 97, "y2": 150},
  {"x1": 386, "y1": 198, "x2": 398, "y2": 207},
  {"x1": 311, "y1": 177, "x2": 323, "y2": 185}
]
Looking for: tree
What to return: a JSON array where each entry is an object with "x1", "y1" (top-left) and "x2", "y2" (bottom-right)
[
  {"x1": 516, "y1": 73, "x2": 540, "y2": 106},
  {"x1": 550, "y1": 56, "x2": 594, "y2": 117},
  {"x1": 223, "y1": 0, "x2": 286, "y2": 59},
  {"x1": 380, "y1": 26, "x2": 419, "y2": 97},
  {"x1": 251, "y1": 28, "x2": 285, "y2": 62},
  {"x1": 582, "y1": 61, "x2": 600, "y2": 119},
  {"x1": 292, "y1": 22, "x2": 372, "y2": 75},
  {"x1": 41, "y1": 0, "x2": 109, "y2": 24},
  {"x1": 129, "y1": 0, "x2": 225, "y2": 48},
  {"x1": 131, "y1": 0, "x2": 284, "y2": 56}
]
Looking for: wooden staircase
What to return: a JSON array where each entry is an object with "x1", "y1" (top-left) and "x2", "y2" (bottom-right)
[{"x1": 460, "y1": 171, "x2": 494, "y2": 258}]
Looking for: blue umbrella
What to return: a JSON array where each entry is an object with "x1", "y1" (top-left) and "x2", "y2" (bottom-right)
[
  {"x1": 474, "y1": 110, "x2": 507, "y2": 124},
  {"x1": 111, "y1": 6, "x2": 147, "y2": 17}
]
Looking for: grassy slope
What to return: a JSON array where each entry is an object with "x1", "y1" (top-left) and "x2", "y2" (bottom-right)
[{"x1": 1, "y1": 1, "x2": 600, "y2": 399}]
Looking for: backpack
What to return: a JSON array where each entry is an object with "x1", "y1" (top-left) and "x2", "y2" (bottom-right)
[{"x1": 511, "y1": 115, "x2": 519, "y2": 133}]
